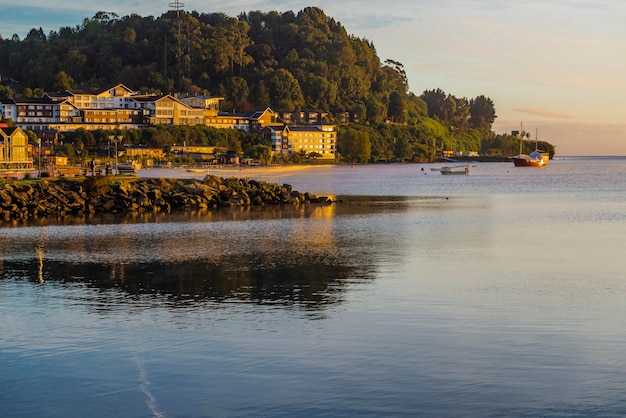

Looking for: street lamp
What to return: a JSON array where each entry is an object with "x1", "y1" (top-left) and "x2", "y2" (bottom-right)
[
  {"x1": 37, "y1": 138, "x2": 41, "y2": 177},
  {"x1": 108, "y1": 133, "x2": 121, "y2": 175},
  {"x1": 114, "y1": 135, "x2": 119, "y2": 175}
]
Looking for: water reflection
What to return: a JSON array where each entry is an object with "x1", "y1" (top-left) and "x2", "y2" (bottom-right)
[
  {"x1": 0, "y1": 195, "x2": 484, "y2": 312},
  {"x1": 14, "y1": 259, "x2": 357, "y2": 308}
]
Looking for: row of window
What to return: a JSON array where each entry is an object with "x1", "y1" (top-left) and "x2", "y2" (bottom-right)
[
  {"x1": 85, "y1": 118, "x2": 134, "y2": 123},
  {"x1": 74, "y1": 103, "x2": 134, "y2": 109},
  {"x1": 86, "y1": 110, "x2": 139, "y2": 116},
  {"x1": 292, "y1": 139, "x2": 335, "y2": 143},
  {"x1": 294, "y1": 144, "x2": 334, "y2": 149},
  {"x1": 291, "y1": 133, "x2": 336, "y2": 138}
]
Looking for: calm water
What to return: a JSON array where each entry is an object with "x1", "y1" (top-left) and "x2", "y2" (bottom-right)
[{"x1": 2, "y1": 157, "x2": 626, "y2": 417}]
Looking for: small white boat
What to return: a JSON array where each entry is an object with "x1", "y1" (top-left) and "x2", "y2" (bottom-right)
[{"x1": 440, "y1": 165, "x2": 469, "y2": 175}]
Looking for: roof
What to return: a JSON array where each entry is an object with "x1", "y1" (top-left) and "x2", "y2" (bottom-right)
[
  {"x1": 178, "y1": 95, "x2": 224, "y2": 100},
  {"x1": 220, "y1": 107, "x2": 275, "y2": 119},
  {"x1": 65, "y1": 89, "x2": 93, "y2": 96},
  {"x1": 131, "y1": 94, "x2": 170, "y2": 102},
  {"x1": 0, "y1": 126, "x2": 19, "y2": 135},
  {"x1": 287, "y1": 126, "x2": 324, "y2": 132},
  {"x1": 10, "y1": 97, "x2": 56, "y2": 105},
  {"x1": 263, "y1": 125, "x2": 286, "y2": 133},
  {"x1": 93, "y1": 83, "x2": 136, "y2": 95},
  {"x1": 44, "y1": 91, "x2": 71, "y2": 98}
]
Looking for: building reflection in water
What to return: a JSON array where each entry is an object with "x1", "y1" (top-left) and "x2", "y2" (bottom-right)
[
  {"x1": 0, "y1": 195, "x2": 450, "y2": 312},
  {"x1": 0, "y1": 200, "x2": 376, "y2": 311}
]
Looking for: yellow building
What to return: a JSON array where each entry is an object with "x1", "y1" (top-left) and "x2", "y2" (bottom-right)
[
  {"x1": 129, "y1": 95, "x2": 205, "y2": 126},
  {"x1": 122, "y1": 146, "x2": 166, "y2": 158},
  {"x1": 265, "y1": 123, "x2": 336, "y2": 160},
  {"x1": 0, "y1": 126, "x2": 33, "y2": 170},
  {"x1": 286, "y1": 124, "x2": 336, "y2": 159}
]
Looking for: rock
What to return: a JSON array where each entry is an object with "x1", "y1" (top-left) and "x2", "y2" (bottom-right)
[{"x1": 0, "y1": 175, "x2": 328, "y2": 220}]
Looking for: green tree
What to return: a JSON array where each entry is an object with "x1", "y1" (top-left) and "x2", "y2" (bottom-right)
[
  {"x1": 469, "y1": 95, "x2": 497, "y2": 131},
  {"x1": 365, "y1": 97, "x2": 387, "y2": 124},
  {"x1": 250, "y1": 80, "x2": 271, "y2": 108},
  {"x1": 52, "y1": 71, "x2": 75, "y2": 91},
  {"x1": 338, "y1": 126, "x2": 371, "y2": 163},
  {"x1": 269, "y1": 69, "x2": 304, "y2": 110},
  {"x1": 0, "y1": 85, "x2": 15, "y2": 99},
  {"x1": 394, "y1": 135, "x2": 410, "y2": 160},
  {"x1": 420, "y1": 88, "x2": 448, "y2": 121},
  {"x1": 387, "y1": 91, "x2": 407, "y2": 123},
  {"x1": 220, "y1": 76, "x2": 250, "y2": 112}
]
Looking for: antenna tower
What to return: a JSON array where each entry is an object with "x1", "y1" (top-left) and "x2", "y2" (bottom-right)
[
  {"x1": 168, "y1": 0, "x2": 185, "y2": 85},
  {"x1": 168, "y1": 0, "x2": 185, "y2": 16}
]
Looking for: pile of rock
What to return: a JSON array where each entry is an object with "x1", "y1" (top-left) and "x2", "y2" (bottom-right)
[{"x1": 0, "y1": 175, "x2": 332, "y2": 220}]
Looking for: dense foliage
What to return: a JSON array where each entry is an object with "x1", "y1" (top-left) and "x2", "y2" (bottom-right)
[{"x1": 0, "y1": 7, "x2": 552, "y2": 161}]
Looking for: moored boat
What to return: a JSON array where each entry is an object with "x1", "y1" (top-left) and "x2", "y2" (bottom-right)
[
  {"x1": 512, "y1": 150, "x2": 549, "y2": 167},
  {"x1": 513, "y1": 125, "x2": 549, "y2": 167},
  {"x1": 440, "y1": 165, "x2": 469, "y2": 175}
]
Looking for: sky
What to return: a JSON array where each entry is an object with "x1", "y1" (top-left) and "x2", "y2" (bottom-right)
[{"x1": 2, "y1": 0, "x2": 626, "y2": 155}]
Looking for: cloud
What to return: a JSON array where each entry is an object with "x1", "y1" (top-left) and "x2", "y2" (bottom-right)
[{"x1": 513, "y1": 108, "x2": 576, "y2": 119}]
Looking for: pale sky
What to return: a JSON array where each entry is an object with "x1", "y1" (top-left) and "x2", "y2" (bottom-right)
[{"x1": 3, "y1": 0, "x2": 626, "y2": 155}]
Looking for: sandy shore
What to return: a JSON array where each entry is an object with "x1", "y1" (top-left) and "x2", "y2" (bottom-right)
[{"x1": 137, "y1": 164, "x2": 338, "y2": 183}]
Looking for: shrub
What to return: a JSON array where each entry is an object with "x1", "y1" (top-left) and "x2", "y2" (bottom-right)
[{"x1": 83, "y1": 175, "x2": 112, "y2": 195}]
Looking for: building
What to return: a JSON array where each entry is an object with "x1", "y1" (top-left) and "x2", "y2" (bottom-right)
[
  {"x1": 122, "y1": 145, "x2": 166, "y2": 159},
  {"x1": 0, "y1": 126, "x2": 33, "y2": 171},
  {"x1": 132, "y1": 94, "x2": 205, "y2": 126},
  {"x1": 264, "y1": 123, "x2": 336, "y2": 160},
  {"x1": 0, "y1": 84, "x2": 288, "y2": 135},
  {"x1": 178, "y1": 95, "x2": 222, "y2": 111},
  {"x1": 277, "y1": 110, "x2": 329, "y2": 124},
  {"x1": 263, "y1": 126, "x2": 288, "y2": 158},
  {"x1": 0, "y1": 85, "x2": 337, "y2": 160},
  {"x1": 200, "y1": 105, "x2": 281, "y2": 132}
]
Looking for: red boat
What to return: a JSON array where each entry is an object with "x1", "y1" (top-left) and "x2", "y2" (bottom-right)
[
  {"x1": 512, "y1": 150, "x2": 549, "y2": 167},
  {"x1": 512, "y1": 125, "x2": 549, "y2": 167}
]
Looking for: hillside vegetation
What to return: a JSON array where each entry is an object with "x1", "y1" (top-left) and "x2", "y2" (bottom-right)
[{"x1": 0, "y1": 7, "x2": 554, "y2": 162}]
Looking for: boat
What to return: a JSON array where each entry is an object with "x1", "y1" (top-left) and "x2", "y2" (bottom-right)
[
  {"x1": 512, "y1": 150, "x2": 549, "y2": 167},
  {"x1": 512, "y1": 126, "x2": 549, "y2": 167},
  {"x1": 440, "y1": 164, "x2": 469, "y2": 175}
]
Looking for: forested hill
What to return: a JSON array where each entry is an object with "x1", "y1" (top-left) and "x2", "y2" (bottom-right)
[
  {"x1": 0, "y1": 7, "x2": 527, "y2": 162},
  {"x1": 0, "y1": 8, "x2": 402, "y2": 111}
]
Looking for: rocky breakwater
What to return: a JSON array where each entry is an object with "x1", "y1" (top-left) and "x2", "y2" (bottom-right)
[{"x1": 0, "y1": 175, "x2": 332, "y2": 221}]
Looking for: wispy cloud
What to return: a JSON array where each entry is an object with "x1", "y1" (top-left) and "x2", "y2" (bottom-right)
[{"x1": 514, "y1": 108, "x2": 576, "y2": 119}]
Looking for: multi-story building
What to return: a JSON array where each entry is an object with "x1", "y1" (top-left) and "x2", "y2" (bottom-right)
[
  {"x1": 0, "y1": 84, "x2": 285, "y2": 134},
  {"x1": 0, "y1": 97, "x2": 56, "y2": 132},
  {"x1": 0, "y1": 84, "x2": 338, "y2": 161},
  {"x1": 0, "y1": 126, "x2": 33, "y2": 171},
  {"x1": 263, "y1": 123, "x2": 336, "y2": 160}
]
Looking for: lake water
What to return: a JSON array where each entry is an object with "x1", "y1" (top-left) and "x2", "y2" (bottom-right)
[{"x1": 2, "y1": 157, "x2": 626, "y2": 417}]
